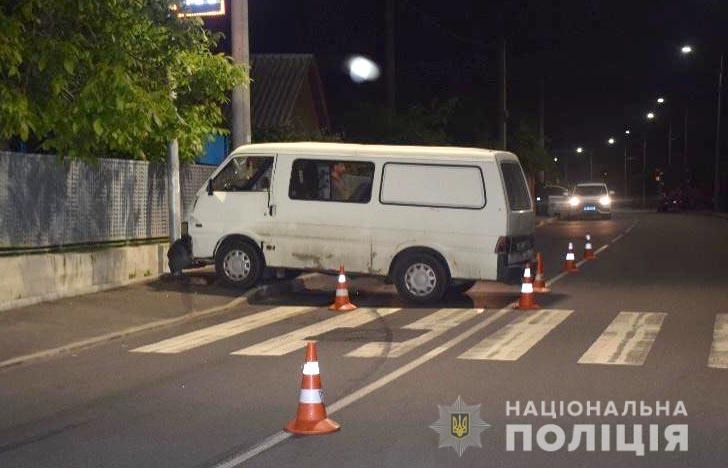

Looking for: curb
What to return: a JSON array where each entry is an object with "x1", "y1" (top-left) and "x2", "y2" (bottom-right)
[{"x1": 0, "y1": 275, "x2": 312, "y2": 371}]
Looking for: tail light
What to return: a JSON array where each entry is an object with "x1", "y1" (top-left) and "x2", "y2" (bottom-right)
[{"x1": 495, "y1": 236, "x2": 509, "y2": 254}]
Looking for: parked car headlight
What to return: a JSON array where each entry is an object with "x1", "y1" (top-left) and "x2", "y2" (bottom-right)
[
  {"x1": 569, "y1": 196, "x2": 581, "y2": 207},
  {"x1": 599, "y1": 195, "x2": 611, "y2": 206}
]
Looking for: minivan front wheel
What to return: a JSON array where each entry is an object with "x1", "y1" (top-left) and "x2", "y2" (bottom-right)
[
  {"x1": 215, "y1": 240, "x2": 264, "y2": 288},
  {"x1": 393, "y1": 252, "x2": 449, "y2": 304}
]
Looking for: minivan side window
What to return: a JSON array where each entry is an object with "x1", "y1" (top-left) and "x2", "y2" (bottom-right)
[
  {"x1": 500, "y1": 162, "x2": 532, "y2": 211},
  {"x1": 289, "y1": 159, "x2": 375, "y2": 203},
  {"x1": 211, "y1": 156, "x2": 273, "y2": 192}
]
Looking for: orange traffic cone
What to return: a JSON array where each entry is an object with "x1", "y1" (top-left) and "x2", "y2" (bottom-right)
[
  {"x1": 329, "y1": 265, "x2": 356, "y2": 311},
  {"x1": 564, "y1": 242, "x2": 579, "y2": 272},
  {"x1": 517, "y1": 265, "x2": 540, "y2": 310},
  {"x1": 284, "y1": 342, "x2": 340, "y2": 435},
  {"x1": 533, "y1": 252, "x2": 550, "y2": 293},
  {"x1": 583, "y1": 234, "x2": 595, "y2": 260}
]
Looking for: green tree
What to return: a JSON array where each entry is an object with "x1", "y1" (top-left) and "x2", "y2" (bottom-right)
[
  {"x1": 341, "y1": 100, "x2": 456, "y2": 145},
  {"x1": 508, "y1": 118, "x2": 551, "y2": 173},
  {"x1": 0, "y1": 0, "x2": 247, "y2": 162}
]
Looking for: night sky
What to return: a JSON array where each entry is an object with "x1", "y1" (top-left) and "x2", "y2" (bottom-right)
[{"x1": 211, "y1": 0, "x2": 727, "y2": 186}]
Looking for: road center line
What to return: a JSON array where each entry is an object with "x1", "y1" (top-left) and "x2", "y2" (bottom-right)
[{"x1": 213, "y1": 217, "x2": 640, "y2": 466}]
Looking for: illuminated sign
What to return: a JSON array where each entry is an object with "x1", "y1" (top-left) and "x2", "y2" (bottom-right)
[{"x1": 177, "y1": 0, "x2": 225, "y2": 17}]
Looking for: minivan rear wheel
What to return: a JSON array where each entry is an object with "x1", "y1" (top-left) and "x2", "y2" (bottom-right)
[
  {"x1": 393, "y1": 252, "x2": 449, "y2": 304},
  {"x1": 215, "y1": 240, "x2": 264, "y2": 288}
]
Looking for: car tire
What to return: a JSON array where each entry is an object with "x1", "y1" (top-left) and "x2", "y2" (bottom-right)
[
  {"x1": 393, "y1": 252, "x2": 449, "y2": 304},
  {"x1": 215, "y1": 239, "x2": 264, "y2": 289},
  {"x1": 449, "y1": 280, "x2": 477, "y2": 294}
]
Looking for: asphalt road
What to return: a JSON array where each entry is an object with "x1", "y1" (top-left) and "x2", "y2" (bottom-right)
[{"x1": 1, "y1": 211, "x2": 727, "y2": 467}]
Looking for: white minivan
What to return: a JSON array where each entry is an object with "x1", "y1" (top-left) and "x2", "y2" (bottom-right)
[{"x1": 181, "y1": 142, "x2": 535, "y2": 303}]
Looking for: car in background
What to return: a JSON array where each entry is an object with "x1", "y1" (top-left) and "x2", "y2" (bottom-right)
[
  {"x1": 565, "y1": 182, "x2": 614, "y2": 219},
  {"x1": 535, "y1": 184, "x2": 569, "y2": 216}
]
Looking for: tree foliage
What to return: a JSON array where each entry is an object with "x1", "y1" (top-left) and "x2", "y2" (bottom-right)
[
  {"x1": 341, "y1": 100, "x2": 456, "y2": 145},
  {"x1": 0, "y1": 0, "x2": 247, "y2": 162}
]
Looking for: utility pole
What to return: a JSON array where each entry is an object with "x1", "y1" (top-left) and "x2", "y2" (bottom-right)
[
  {"x1": 538, "y1": 76, "x2": 545, "y2": 149},
  {"x1": 498, "y1": 39, "x2": 507, "y2": 150},
  {"x1": 385, "y1": 0, "x2": 396, "y2": 116},
  {"x1": 624, "y1": 135, "x2": 629, "y2": 196},
  {"x1": 231, "y1": 0, "x2": 251, "y2": 148},
  {"x1": 683, "y1": 108, "x2": 688, "y2": 170},
  {"x1": 167, "y1": 138, "x2": 181, "y2": 243},
  {"x1": 713, "y1": 53, "x2": 724, "y2": 211},
  {"x1": 667, "y1": 120, "x2": 673, "y2": 166},
  {"x1": 642, "y1": 135, "x2": 648, "y2": 208}
]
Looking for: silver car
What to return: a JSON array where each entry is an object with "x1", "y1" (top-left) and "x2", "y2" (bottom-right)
[{"x1": 565, "y1": 183, "x2": 613, "y2": 219}]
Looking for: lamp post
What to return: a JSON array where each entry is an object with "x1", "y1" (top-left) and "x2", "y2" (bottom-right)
[
  {"x1": 681, "y1": 44, "x2": 725, "y2": 210},
  {"x1": 576, "y1": 146, "x2": 592, "y2": 180},
  {"x1": 656, "y1": 97, "x2": 673, "y2": 167},
  {"x1": 714, "y1": 53, "x2": 724, "y2": 210},
  {"x1": 624, "y1": 129, "x2": 631, "y2": 197},
  {"x1": 642, "y1": 113, "x2": 657, "y2": 207}
]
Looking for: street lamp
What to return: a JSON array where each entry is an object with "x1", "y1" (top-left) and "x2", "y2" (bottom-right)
[
  {"x1": 624, "y1": 130, "x2": 631, "y2": 197},
  {"x1": 553, "y1": 157, "x2": 558, "y2": 163},
  {"x1": 608, "y1": 137, "x2": 615, "y2": 145},
  {"x1": 576, "y1": 147, "x2": 592, "y2": 180},
  {"x1": 657, "y1": 97, "x2": 665, "y2": 104},
  {"x1": 680, "y1": 43, "x2": 725, "y2": 210},
  {"x1": 646, "y1": 112, "x2": 655, "y2": 120}
]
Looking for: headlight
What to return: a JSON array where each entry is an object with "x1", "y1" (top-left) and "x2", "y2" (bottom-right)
[
  {"x1": 599, "y1": 195, "x2": 611, "y2": 206},
  {"x1": 569, "y1": 196, "x2": 580, "y2": 207}
]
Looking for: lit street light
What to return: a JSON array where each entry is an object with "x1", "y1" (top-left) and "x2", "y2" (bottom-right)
[
  {"x1": 657, "y1": 97, "x2": 665, "y2": 104},
  {"x1": 553, "y1": 157, "x2": 558, "y2": 163},
  {"x1": 647, "y1": 112, "x2": 655, "y2": 120},
  {"x1": 681, "y1": 45, "x2": 693, "y2": 55},
  {"x1": 625, "y1": 129, "x2": 631, "y2": 135},
  {"x1": 347, "y1": 56, "x2": 381, "y2": 83},
  {"x1": 576, "y1": 147, "x2": 592, "y2": 180},
  {"x1": 608, "y1": 137, "x2": 616, "y2": 145}
]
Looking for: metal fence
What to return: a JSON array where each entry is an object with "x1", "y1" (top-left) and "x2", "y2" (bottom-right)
[{"x1": 0, "y1": 152, "x2": 215, "y2": 249}]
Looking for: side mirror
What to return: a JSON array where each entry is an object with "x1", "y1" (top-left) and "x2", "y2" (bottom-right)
[
  {"x1": 207, "y1": 179, "x2": 213, "y2": 196},
  {"x1": 609, "y1": 190, "x2": 615, "y2": 195}
]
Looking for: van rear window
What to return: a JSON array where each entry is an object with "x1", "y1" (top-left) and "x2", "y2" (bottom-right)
[
  {"x1": 500, "y1": 162, "x2": 531, "y2": 211},
  {"x1": 380, "y1": 163, "x2": 485, "y2": 209}
]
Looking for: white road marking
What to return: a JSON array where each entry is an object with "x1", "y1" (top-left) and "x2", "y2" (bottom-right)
[
  {"x1": 578, "y1": 311, "x2": 666, "y2": 365},
  {"x1": 708, "y1": 314, "x2": 728, "y2": 369},
  {"x1": 213, "y1": 306, "x2": 514, "y2": 468},
  {"x1": 458, "y1": 309, "x2": 572, "y2": 361},
  {"x1": 230, "y1": 307, "x2": 401, "y2": 356},
  {"x1": 214, "y1": 219, "x2": 640, "y2": 466},
  {"x1": 130, "y1": 306, "x2": 313, "y2": 354},
  {"x1": 346, "y1": 308, "x2": 479, "y2": 358}
]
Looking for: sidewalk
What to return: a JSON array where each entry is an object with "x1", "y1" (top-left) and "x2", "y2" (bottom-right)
[{"x1": 0, "y1": 268, "x2": 301, "y2": 369}]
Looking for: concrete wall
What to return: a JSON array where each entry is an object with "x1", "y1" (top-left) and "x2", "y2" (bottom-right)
[{"x1": 0, "y1": 243, "x2": 169, "y2": 311}]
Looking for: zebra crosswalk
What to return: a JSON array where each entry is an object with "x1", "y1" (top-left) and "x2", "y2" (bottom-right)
[{"x1": 131, "y1": 305, "x2": 727, "y2": 369}]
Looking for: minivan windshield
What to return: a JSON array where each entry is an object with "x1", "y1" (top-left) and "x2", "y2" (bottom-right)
[{"x1": 574, "y1": 185, "x2": 607, "y2": 196}]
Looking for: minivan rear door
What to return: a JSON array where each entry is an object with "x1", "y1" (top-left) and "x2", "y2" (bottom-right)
[{"x1": 497, "y1": 155, "x2": 535, "y2": 265}]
